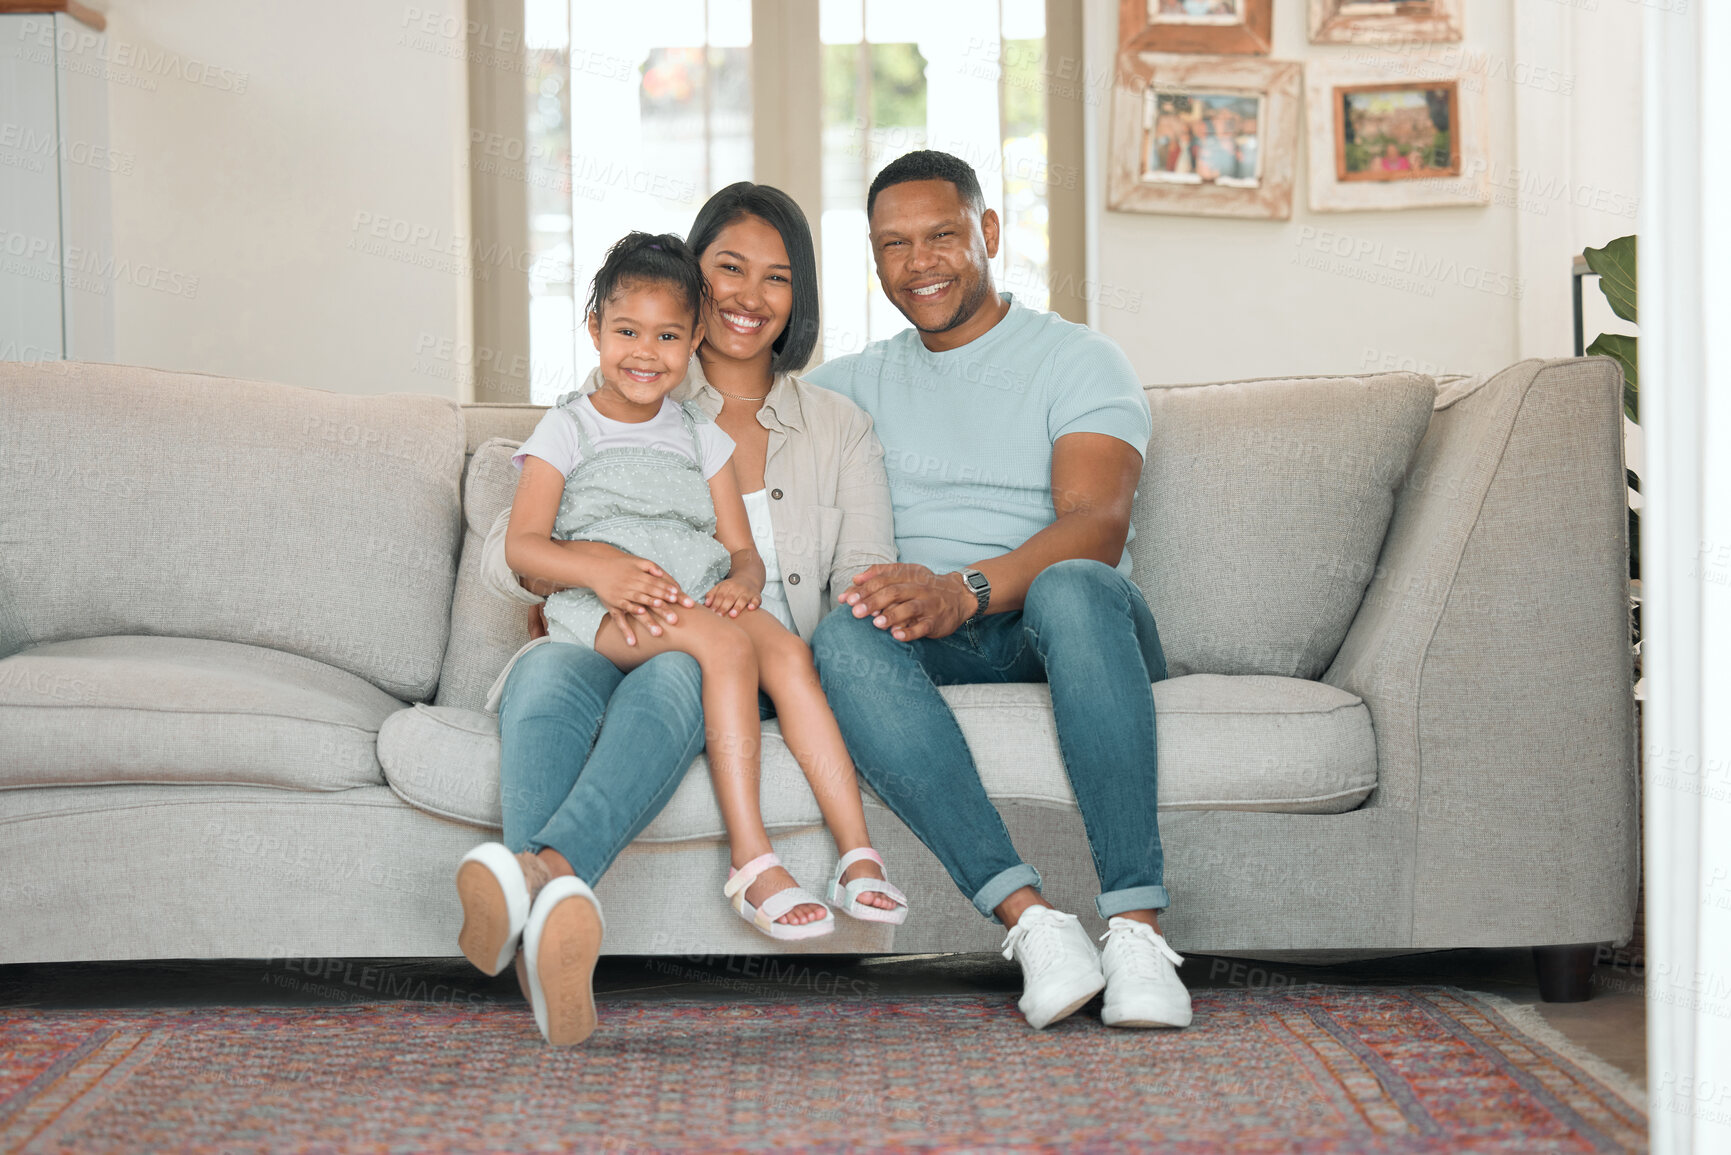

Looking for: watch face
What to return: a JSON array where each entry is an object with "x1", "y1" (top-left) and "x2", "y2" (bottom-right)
[{"x1": 962, "y1": 570, "x2": 989, "y2": 617}]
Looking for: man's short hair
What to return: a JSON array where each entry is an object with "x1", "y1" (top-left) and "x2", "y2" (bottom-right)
[{"x1": 867, "y1": 150, "x2": 987, "y2": 220}]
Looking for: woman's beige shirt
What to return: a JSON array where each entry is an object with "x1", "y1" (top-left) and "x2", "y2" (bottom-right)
[{"x1": 479, "y1": 359, "x2": 897, "y2": 643}]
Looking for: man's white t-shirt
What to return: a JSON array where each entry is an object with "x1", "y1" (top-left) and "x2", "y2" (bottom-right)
[{"x1": 513, "y1": 394, "x2": 735, "y2": 479}]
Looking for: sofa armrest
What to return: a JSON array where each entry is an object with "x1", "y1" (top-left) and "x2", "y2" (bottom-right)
[{"x1": 1325, "y1": 358, "x2": 1638, "y2": 947}]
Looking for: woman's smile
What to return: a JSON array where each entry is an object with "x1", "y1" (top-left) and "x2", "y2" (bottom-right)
[{"x1": 718, "y1": 309, "x2": 767, "y2": 335}]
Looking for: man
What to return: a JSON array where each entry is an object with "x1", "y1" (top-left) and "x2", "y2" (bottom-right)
[
  {"x1": 807, "y1": 149, "x2": 1190, "y2": 1031},
  {"x1": 1195, "y1": 107, "x2": 1248, "y2": 183}
]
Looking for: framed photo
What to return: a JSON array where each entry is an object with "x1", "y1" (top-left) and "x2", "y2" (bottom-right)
[
  {"x1": 1121, "y1": 0, "x2": 1273, "y2": 57},
  {"x1": 1306, "y1": 58, "x2": 1487, "y2": 211},
  {"x1": 1334, "y1": 82, "x2": 1460, "y2": 182},
  {"x1": 1145, "y1": 90, "x2": 1266, "y2": 188},
  {"x1": 1110, "y1": 53, "x2": 1301, "y2": 219},
  {"x1": 1308, "y1": 0, "x2": 1464, "y2": 45}
]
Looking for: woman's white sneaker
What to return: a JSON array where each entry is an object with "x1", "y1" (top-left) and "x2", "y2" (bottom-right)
[
  {"x1": 522, "y1": 876, "x2": 605, "y2": 1046},
  {"x1": 1000, "y1": 906, "x2": 1106, "y2": 1029},
  {"x1": 455, "y1": 842, "x2": 546, "y2": 977},
  {"x1": 1098, "y1": 916, "x2": 1193, "y2": 1028}
]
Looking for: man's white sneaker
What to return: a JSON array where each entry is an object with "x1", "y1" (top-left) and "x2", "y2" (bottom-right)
[
  {"x1": 1000, "y1": 906, "x2": 1106, "y2": 1029},
  {"x1": 1098, "y1": 916, "x2": 1192, "y2": 1028}
]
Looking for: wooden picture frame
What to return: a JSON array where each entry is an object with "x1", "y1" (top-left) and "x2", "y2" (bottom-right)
[
  {"x1": 1308, "y1": 0, "x2": 1464, "y2": 45},
  {"x1": 1121, "y1": 0, "x2": 1273, "y2": 57},
  {"x1": 1332, "y1": 80, "x2": 1461, "y2": 182},
  {"x1": 1109, "y1": 53, "x2": 1301, "y2": 220},
  {"x1": 1306, "y1": 57, "x2": 1487, "y2": 212}
]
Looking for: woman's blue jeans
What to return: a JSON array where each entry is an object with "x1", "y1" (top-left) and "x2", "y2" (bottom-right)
[
  {"x1": 811, "y1": 558, "x2": 1171, "y2": 920},
  {"x1": 497, "y1": 642, "x2": 705, "y2": 886}
]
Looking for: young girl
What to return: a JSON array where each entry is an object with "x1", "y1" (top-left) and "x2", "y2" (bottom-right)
[{"x1": 492, "y1": 231, "x2": 907, "y2": 952}]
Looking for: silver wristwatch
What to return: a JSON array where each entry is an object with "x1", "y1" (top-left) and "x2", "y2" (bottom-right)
[{"x1": 959, "y1": 568, "x2": 991, "y2": 622}]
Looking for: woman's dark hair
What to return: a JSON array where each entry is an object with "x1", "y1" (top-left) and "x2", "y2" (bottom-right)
[
  {"x1": 687, "y1": 182, "x2": 819, "y2": 374},
  {"x1": 584, "y1": 231, "x2": 708, "y2": 326}
]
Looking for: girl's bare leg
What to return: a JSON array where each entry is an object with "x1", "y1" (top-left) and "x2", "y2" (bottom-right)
[
  {"x1": 735, "y1": 612, "x2": 899, "y2": 911},
  {"x1": 594, "y1": 611, "x2": 827, "y2": 924}
]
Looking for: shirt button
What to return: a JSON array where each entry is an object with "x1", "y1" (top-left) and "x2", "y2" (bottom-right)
[
  {"x1": 770, "y1": 488, "x2": 784, "y2": 500},
  {"x1": 787, "y1": 573, "x2": 800, "y2": 585}
]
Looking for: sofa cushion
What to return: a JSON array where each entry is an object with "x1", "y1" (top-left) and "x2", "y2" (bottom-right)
[
  {"x1": 0, "y1": 636, "x2": 402, "y2": 791},
  {"x1": 435, "y1": 438, "x2": 532, "y2": 710},
  {"x1": 1131, "y1": 372, "x2": 1436, "y2": 679},
  {"x1": 0, "y1": 362, "x2": 464, "y2": 700},
  {"x1": 378, "y1": 703, "x2": 824, "y2": 839},
  {"x1": 950, "y1": 674, "x2": 1376, "y2": 812},
  {"x1": 379, "y1": 674, "x2": 1376, "y2": 836}
]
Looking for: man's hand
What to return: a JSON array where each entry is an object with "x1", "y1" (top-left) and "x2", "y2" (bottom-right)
[
  {"x1": 840, "y1": 563, "x2": 975, "y2": 642},
  {"x1": 528, "y1": 603, "x2": 548, "y2": 639}
]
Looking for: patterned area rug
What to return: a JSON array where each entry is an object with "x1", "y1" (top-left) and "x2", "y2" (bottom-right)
[{"x1": 0, "y1": 986, "x2": 1645, "y2": 1153}]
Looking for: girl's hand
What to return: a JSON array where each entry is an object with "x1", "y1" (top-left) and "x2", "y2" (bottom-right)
[{"x1": 704, "y1": 578, "x2": 761, "y2": 618}]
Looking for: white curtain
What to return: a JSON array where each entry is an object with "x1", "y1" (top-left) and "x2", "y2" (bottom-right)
[{"x1": 1641, "y1": 2, "x2": 1731, "y2": 1151}]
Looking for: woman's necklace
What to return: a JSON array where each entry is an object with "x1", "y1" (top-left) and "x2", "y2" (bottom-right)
[{"x1": 708, "y1": 383, "x2": 771, "y2": 402}]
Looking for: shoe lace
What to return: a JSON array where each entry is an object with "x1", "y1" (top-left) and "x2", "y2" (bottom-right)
[
  {"x1": 1100, "y1": 920, "x2": 1184, "y2": 980},
  {"x1": 1000, "y1": 909, "x2": 1068, "y2": 977}
]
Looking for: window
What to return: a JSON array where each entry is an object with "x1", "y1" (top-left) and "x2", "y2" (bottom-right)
[
  {"x1": 527, "y1": 0, "x2": 752, "y2": 401},
  {"x1": 818, "y1": 0, "x2": 1049, "y2": 362},
  {"x1": 519, "y1": 0, "x2": 1057, "y2": 401}
]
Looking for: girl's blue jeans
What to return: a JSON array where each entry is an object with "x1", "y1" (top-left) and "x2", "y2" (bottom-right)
[{"x1": 811, "y1": 558, "x2": 1171, "y2": 920}]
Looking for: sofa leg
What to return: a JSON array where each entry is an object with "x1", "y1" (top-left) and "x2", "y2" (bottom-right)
[{"x1": 1532, "y1": 944, "x2": 1600, "y2": 1002}]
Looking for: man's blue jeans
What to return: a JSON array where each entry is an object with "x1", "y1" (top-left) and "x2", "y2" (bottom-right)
[
  {"x1": 811, "y1": 558, "x2": 1170, "y2": 920},
  {"x1": 497, "y1": 642, "x2": 706, "y2": 886}
]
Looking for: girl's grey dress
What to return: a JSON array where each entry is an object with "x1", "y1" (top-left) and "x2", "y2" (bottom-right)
[{"x1": 541, "y1": 391, "x2": 733, "y2": 647}]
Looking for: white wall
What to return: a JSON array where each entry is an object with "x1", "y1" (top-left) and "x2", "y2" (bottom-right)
[
  {"x1": 1084, "y1": 0, "x2": 1641, "y2": 384},
  {"x1": 24, "y1": 2, "x2": 1638, "y2": 395},
  {"x1": 93, "y1": 1, "x2": 471, "y2": 396}
]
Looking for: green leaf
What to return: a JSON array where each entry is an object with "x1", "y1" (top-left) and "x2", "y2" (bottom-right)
[
  {"x1": 1584, "y1": 235, "x2": 1638, "y2": 324},
  {"x1": 1587, "y1": 332, "x2": 1639, "y2": 419}
]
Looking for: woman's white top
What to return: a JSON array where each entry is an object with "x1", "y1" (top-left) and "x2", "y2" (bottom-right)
[{"x1": 741, "y1": 488, "x2": 797, "y2": 632}]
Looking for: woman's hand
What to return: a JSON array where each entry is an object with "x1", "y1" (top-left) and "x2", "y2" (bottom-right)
[
  {"x1": 590, "y1": 553, "x2": 694, "y2": 645},
  {"x1": 704, "y1": 577, "x2": 762, "y2": 618}
]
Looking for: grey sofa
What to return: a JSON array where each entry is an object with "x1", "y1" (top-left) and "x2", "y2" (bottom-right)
[{"x1": 0, "y1": 357, "x2": 1637, "y2": 974}]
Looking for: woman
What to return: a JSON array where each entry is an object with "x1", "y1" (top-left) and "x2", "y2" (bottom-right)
[{"x1": 460, "y1": 182, "x2": 898, "y2": 1045}]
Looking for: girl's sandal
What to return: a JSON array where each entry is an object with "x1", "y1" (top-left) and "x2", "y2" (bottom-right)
[
  {"x1": 829, "y1": 848, "x2": 909, "y2": 925},
  {"x1": 724, "y1": 852, "x2": 835, "y2": 941}
]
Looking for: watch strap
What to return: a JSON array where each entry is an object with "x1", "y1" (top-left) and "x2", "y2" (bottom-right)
[{"x1": 959, "y1": 568, "x2": 991, "y2": 621}]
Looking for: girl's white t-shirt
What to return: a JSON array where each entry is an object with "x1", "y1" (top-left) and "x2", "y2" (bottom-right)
[{"x1": 513, "y1": 394, "x2": 735, "y2": 479}]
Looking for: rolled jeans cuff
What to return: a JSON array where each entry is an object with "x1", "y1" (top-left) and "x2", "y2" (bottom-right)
[
  {"x1": 971, "y1": 863, "x2": 1043, "y2": 919},
  {"x1": 1097, "y1": 884, "x2": 1170, "y2": 919}
]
